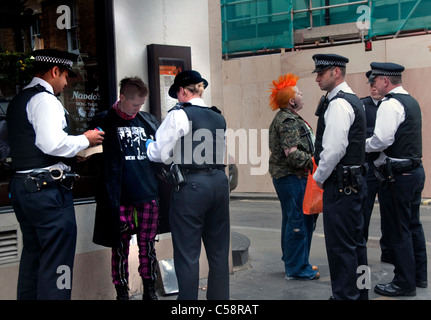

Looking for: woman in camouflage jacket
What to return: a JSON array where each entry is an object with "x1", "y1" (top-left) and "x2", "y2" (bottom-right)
[{"x1": 268, "y1": 73, "x2": 319, "y2": 280}]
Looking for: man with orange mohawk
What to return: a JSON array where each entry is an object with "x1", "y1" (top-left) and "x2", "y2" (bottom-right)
[{"x1": 268, "y1": 73, "x2": 319, "y2": 281}]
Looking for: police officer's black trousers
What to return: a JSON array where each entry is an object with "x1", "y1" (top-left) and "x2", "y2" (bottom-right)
[
  {"x1": 10, "y1": 176, "x2": 77, "y2": 300},
  {"x1": 169, "y1": 169, "x2": 230, "y2": 300},
  {"x1": 378, "y1": 165, "x2": 427, "y2": 290},
  {"x1": 323, "y1": 175, "x2": 368, "y2": 300},
  {"x1": 363, "y1": 159, "x2": 390, "y2": 260}
]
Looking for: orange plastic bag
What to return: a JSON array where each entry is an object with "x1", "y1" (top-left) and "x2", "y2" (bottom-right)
[{"x1": 303, "y1": 157, "x2": 323, "y2": 215}]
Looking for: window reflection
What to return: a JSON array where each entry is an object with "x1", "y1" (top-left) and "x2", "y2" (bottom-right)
[{"x1": 0, "y1": 0, "x2": 105, "y2": 207}]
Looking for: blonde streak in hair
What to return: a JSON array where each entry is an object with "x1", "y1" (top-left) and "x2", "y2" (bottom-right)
[
  {"x1": 196, "y1": 82, "x2": 205, "y2": 97},
  {"x1": 185, "y1": 82, "x2": 205, "y2": 97}
]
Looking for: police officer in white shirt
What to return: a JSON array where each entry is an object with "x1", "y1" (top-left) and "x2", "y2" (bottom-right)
[
  {"x1": 7, "y1": 49, "x2": 104, "y2": 300},
  {"x1": 312, "y1": 54, "x2": 368, "y2": 300},
  {"x1": 366, "y1": 62, "x2": 427, "y2": 297},
  {"x1": 147, "y1": 70, "x2": 230, "y2": 300}
]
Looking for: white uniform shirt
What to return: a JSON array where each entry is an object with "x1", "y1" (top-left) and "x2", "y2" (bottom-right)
[
  {"x1": 313, "y1": 82, "x2": 357, "y2": 185},
  {"x1": 22, "y1": 77, "x2": 89, "y2": 172},
  {"x1": 147, "y1": 98, "x2": 206, "y2": 164},
  {"x1": 365, "y1": 86, "x2": 408, "y2": 167}
]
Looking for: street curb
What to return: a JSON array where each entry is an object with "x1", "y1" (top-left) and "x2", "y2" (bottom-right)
[
  {"x1": 230, "y1": 193, "x2": 278, "y2": 201},
  {"x1": 230, "y1": 192, "x2": 431, "y2": 205}
]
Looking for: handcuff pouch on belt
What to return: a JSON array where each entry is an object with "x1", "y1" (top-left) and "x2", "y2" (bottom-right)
[
  {"x1": 24, "y1": 167, "x2": 80, "y2": 193},
  {"x1": 162, "y1": 164, "x2": 187, "y2": 192},
  {"x1": 335, "y1": 164, "x2": 366, "y2": 195}
]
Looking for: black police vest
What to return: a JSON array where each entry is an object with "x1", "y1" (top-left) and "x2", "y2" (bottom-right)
[
  {"x1": 361, "y1": 96, "x2": 381, "y2": 161},
  {"x1": 361, "y1": 96, "x2": 380, "y2": 138},
  {"x1": 314, "y1": 91, "x2": 366, "y2": 166},
  {"x1": 6, "y1": 85, "x2": 70, "y2": 171},
  {"x1": 384, "y1": 93, "x2": 422, "y2": 159},
  {"x1": 172, "y1": 104, "x2": 226, "y2": 168}
]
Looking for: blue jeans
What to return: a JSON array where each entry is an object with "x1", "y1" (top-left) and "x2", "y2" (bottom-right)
[{"x1": 273, "y1": 175, "x2": 317, "y2": 279}]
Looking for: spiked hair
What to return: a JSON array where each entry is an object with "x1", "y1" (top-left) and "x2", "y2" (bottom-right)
[{"x1": 268, "y1": 73, "x2": 300, "y2": 111}]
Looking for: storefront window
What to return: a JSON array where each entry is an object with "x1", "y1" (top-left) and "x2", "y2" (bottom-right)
[{"x1": 0, "y1": 0, "x2": 115, "y2": 209}]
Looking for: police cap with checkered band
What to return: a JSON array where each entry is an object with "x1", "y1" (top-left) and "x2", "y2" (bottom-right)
[
  {"x1": 312, "y1": 54, "x2": 349, "y2": 73},
  {"x1": 32, "y1": 49, "x2": 78, "y2": 78},
  {"x1": 370, "y1": 62, "x2": 405, "y2": 77}
]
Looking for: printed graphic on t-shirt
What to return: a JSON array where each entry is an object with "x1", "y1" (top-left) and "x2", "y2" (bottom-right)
[{"x1": 117, "y1": 127, "x2": 150, "y2": 161}]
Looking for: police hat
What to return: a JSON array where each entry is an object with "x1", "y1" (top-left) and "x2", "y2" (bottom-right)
[
  {"x1": 365, "y1": 70, "x2": 376, "y2": 84},
  {"x1": 32, "y1": 49, "x2": 78, "y2": 78},
  {"x1": 370, "y1": 62, "x2": 405, "y2": 77},
  {"x1": 168, "y1": 70, "x2": 208, "y2": 99},
  {"x1": 312, "y1": 54, "x2": 349, "y2": 73}
]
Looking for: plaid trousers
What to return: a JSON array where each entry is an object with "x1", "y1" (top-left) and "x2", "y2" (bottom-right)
[{"x1": 111, "y1": 200, "x2": 159, "y2": 286}]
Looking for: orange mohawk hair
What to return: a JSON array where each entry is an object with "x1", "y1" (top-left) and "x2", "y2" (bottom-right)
[{"x1": 268, "y1": 73, "x2": 300, "y2": 111}]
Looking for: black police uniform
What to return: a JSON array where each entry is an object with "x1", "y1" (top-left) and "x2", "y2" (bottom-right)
[
  {"x1": 6, "y1": 49, "x2": 82, "y2": 300},
  {"x1": 313, "y1": 54, "x2": 368, "y2": 300},
  {"x1": 361, "y1": 93, "x2": 391, "y2": 261},
  {"x1": 7, "y1": 85, "x2": 77, "y2": 300},
  {"x1": 169, "y1": 104, "x2": 230, "y2": 300},
  {"x1": 366, "y1": 62, "x2": 427, "y2": 295},
  {"x1": 147, "y1": 70, "x2": 230, "y2": 300}
]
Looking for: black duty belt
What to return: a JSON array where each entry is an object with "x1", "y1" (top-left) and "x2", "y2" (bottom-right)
[
  {"x1": 15, "y1": 168, "x2": 80, "y2": 192},
  {"x1": 327, "y1": 164, "x2": 366, "y2": 195},
  {"x1": 389, "y1": 159, "x2": 421, "y2": 173},
  {"x1": 181, "y1": 166, "x2": 225, "y2": 174}
]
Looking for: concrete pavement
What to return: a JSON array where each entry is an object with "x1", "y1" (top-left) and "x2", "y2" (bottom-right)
[
  {"x1": 225, "y1": 192, "x2": 431, "y2": 300},
  {"x1": 137, "y1": 192, "x2": 431, "y2": 301}
]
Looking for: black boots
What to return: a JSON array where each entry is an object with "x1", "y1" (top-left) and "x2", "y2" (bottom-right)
[
  {"x1": 115, "y1": 284, "x2": 129, "y2": 300},
  {"x1": 115, "y1": 280, "x2": 158, "y2": 300},
  {"x1": 142, "y1": 279, "x2": 158, "y2": 300}
]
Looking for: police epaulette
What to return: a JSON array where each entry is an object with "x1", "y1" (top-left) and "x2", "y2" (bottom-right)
[
  {"x1": 168, "y1": 102, "x2": 192, "y2": 113},
  {"x1": 29, "y1": 84, "x2": 53, "y2": 96},
  {"x1": 210, "y1": 106, "x2": 222, "y2": 114},
  {"x1": 335, "y1": 90, "x2": 346, "y2": 99},
  {"x1": 34, "y1": 84, "x2": 46, "y2": 92},
  {"x1": 329, "y1": 90, "x2": 355, "y2": 102}
]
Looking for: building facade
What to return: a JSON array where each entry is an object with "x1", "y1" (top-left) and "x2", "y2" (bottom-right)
[
  {"x1": 0, "y1": 0, "x2": 430, "y2": 299},
  {"x1": 0, "y1": 0, "x2": 223, "y2": 300}
]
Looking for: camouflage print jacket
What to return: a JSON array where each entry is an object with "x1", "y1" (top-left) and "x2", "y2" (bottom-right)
[{"x1": 269, "y1": 108, "x2": 315, "y2": 179}]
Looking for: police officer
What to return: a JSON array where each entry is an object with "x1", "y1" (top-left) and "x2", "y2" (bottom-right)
[
  {"x1": 366, "y1": 62, "x2": 427, "y2": 296},
  {"x1": 6, "y1": 49, "x2": 104, "y2": 299},
  {"x1": 312, "y1": 54, "x2": 368, "y2": 300},
  {"x1": 361, "y1": 72, "x2": 391, "y2": 263},
  {"x1": 147, "y1": 70, "x2": 230, "y2": 300}
]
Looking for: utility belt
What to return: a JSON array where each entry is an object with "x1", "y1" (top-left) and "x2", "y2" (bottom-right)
[
  {"x1": 374, "y1": 158, "x2": 421, "y2": 188},
  {"x1": 329, "y1": 164, "x2": 367, "y2": 195},
  {"x1": 15, "y1": 167, "x2": 80, "y2": 193},
  {"x1": 161, "y1": 164, "x2": 225, "y2": 191}
]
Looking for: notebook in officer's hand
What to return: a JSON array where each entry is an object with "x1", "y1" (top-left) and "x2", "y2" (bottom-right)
[{"x1": 76, "y1": 144, "x2": 103, "y2": 158}]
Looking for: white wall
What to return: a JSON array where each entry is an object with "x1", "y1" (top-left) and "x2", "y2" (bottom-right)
[{"x1": 113, "y1": 0, "x2": 213, "y2": 111}]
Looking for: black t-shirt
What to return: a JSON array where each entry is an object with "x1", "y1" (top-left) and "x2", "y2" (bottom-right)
[{"x1": 115, "y1": 115, "x2": 158, "y2": 204}]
